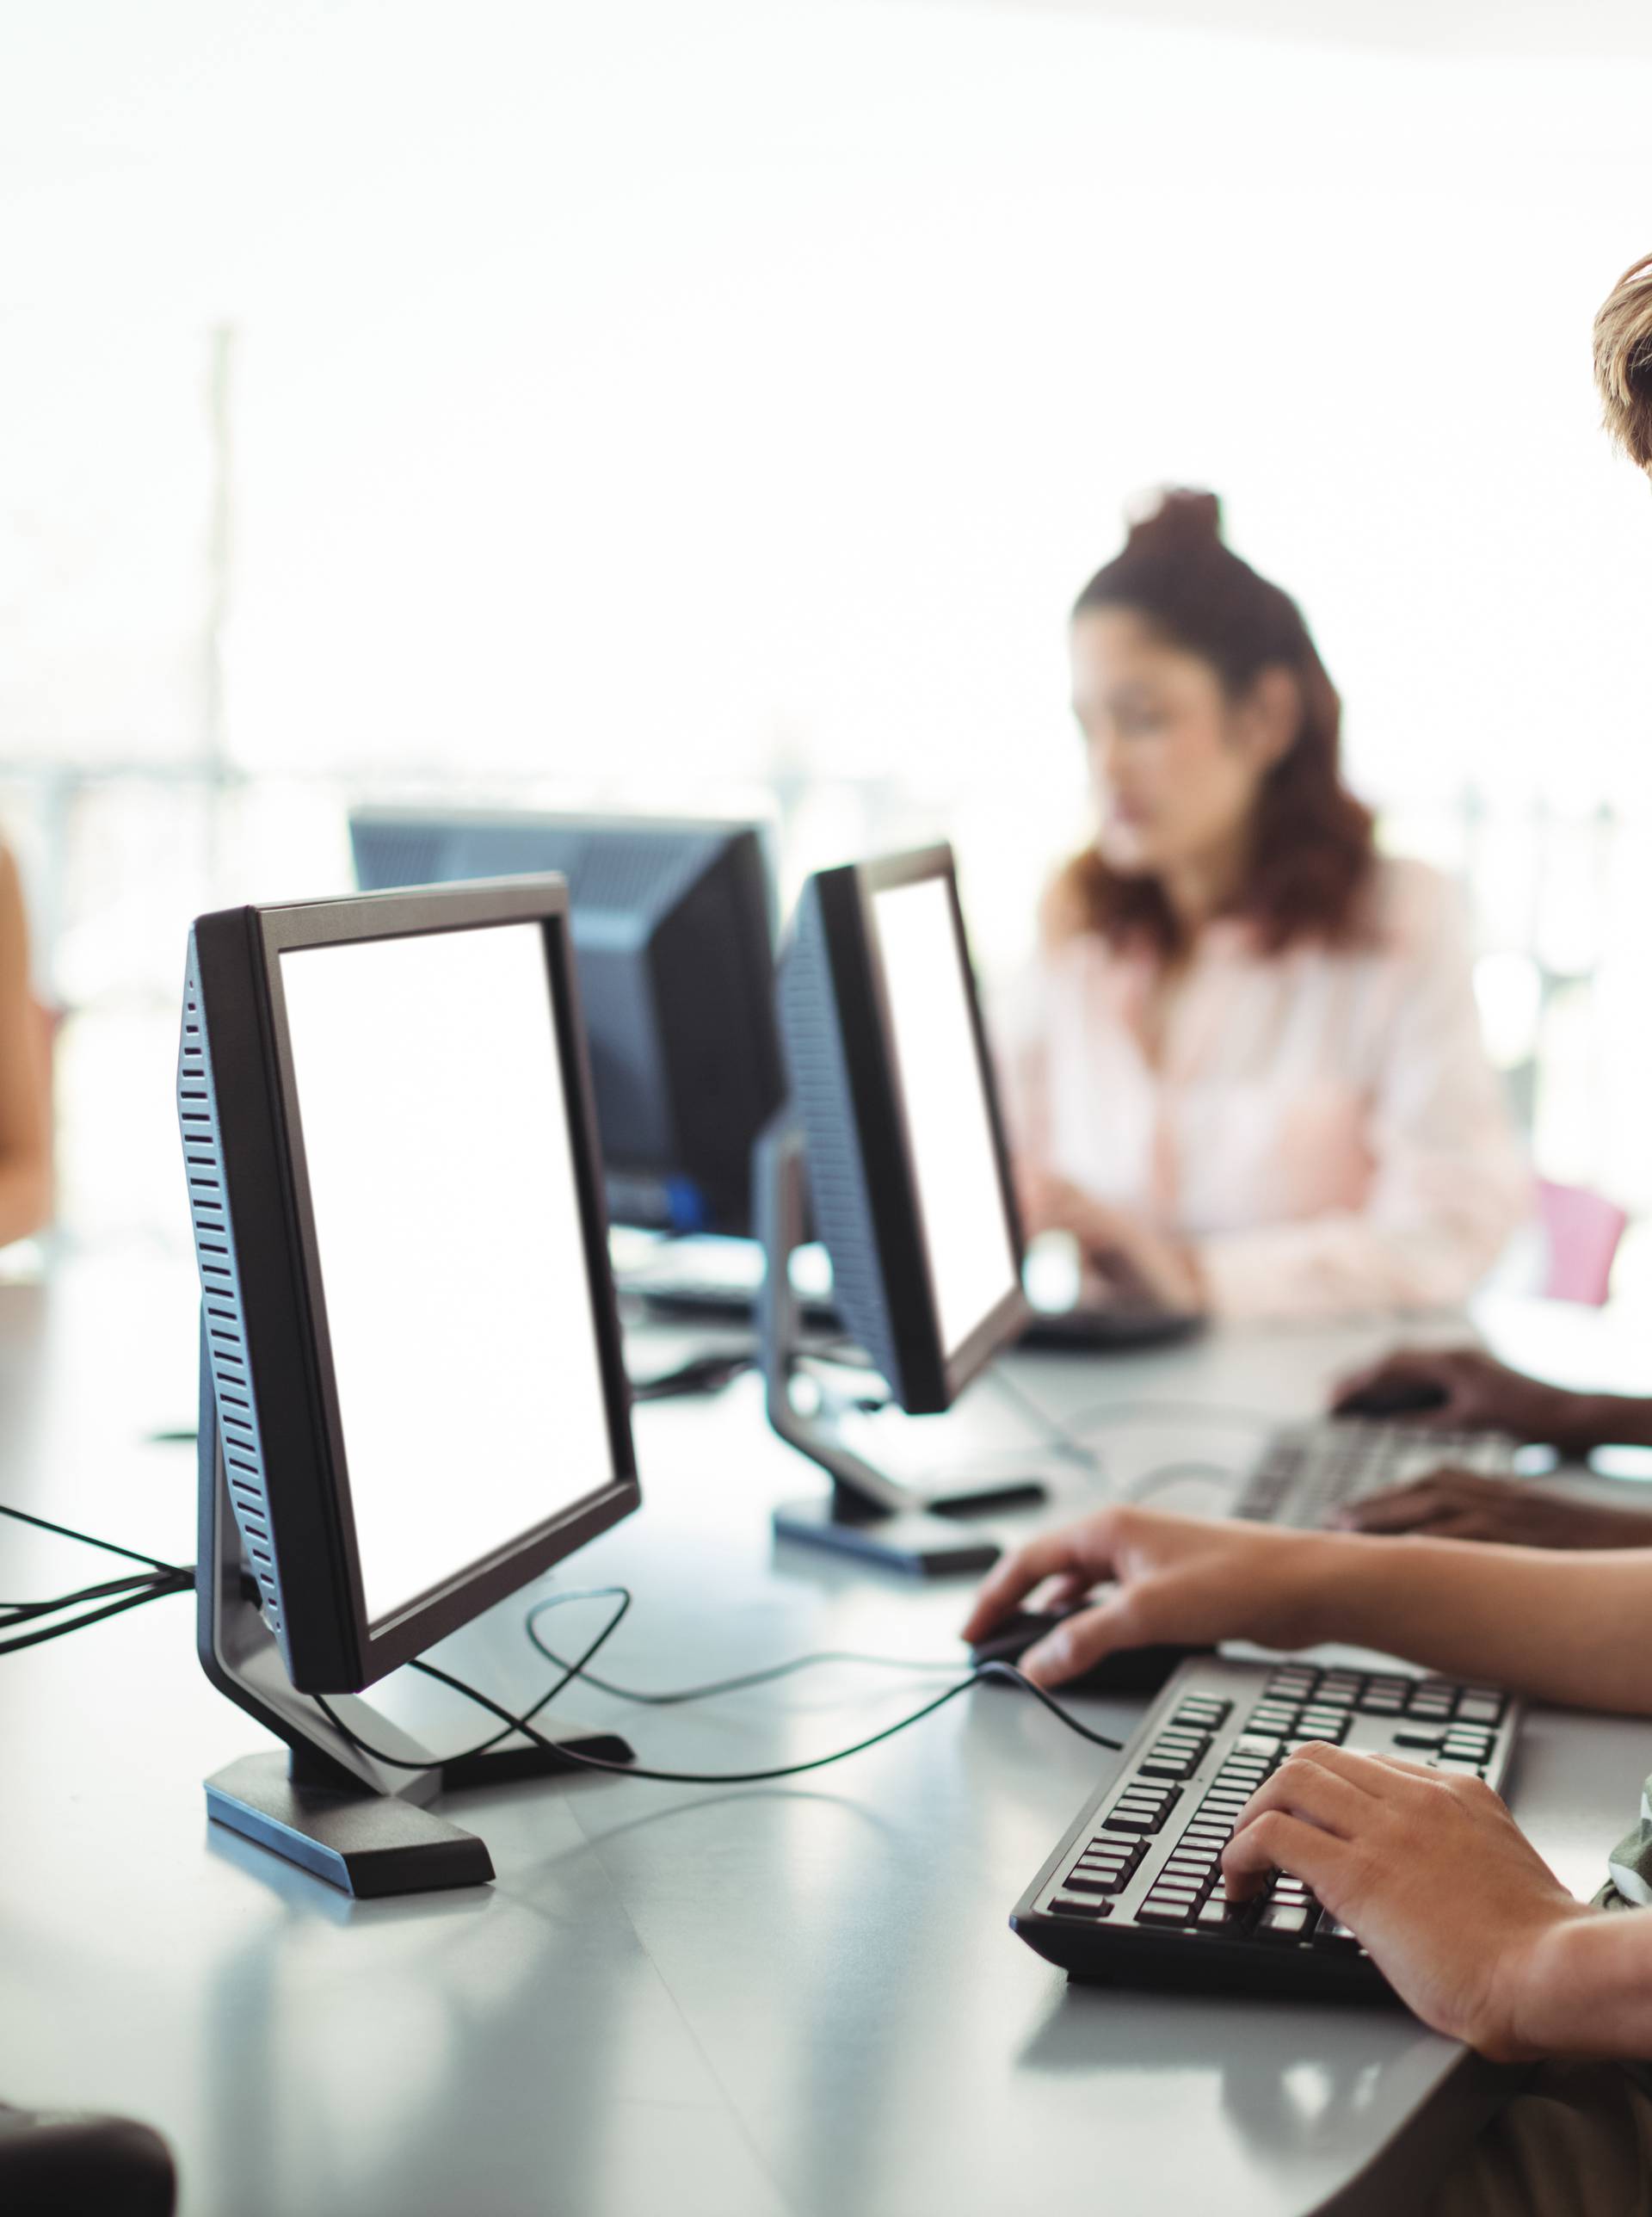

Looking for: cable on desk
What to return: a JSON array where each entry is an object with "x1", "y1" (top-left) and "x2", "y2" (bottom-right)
[
  {"x1": 1125, "y1": 1459, "x2": 1242, "y2": 1506},
  {"x1": 1060, "y1": 1398, "x2": 1279, "y2": 1440},
  {"x1": 983, "y1": 1364, "x2": 1106, "y2": 1479},
  {"x1": 0, "y1": 1500, "x2": 194, "y2": 1655},
  {"x1": 523, "y1": 1590, "x2": 962, "y2": 1706},
  {"x1": 313, "y1": 1584, "x2": 1124, "y2": 1786},
  {"x1": 0, "y1": 1499, "x2": 182, "y2": 1574}
]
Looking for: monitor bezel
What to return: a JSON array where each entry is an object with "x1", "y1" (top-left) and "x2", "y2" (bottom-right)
[
  {"x1": 829, "y1": 843, "x2": 1028, "y2": 1409},
  {"x1": 253, "y1": 877, "x2": 640, "y2": 1688}
]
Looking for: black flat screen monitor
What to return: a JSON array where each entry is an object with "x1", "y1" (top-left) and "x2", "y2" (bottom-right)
[
  {"x1": 777, "y1": 843, "x2": 1028, "y2": 1417},
  {"x1": 179, "y1": 877, "x2": 639, "y2": 1695},
  {"x1": 349, "y1": 809, "x2": 784, "y2": 1238}
]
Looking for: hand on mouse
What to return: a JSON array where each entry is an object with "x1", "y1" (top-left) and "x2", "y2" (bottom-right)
[
  {"x1": 959, "y1": 1506, "x2": 1329, "y2": 1687},
  {"x1": 1333, "y1": 1468, "x2": 1652, "y2": 1549},
  {"x1": 1329, "y1": 1347, "x2": 1599, "y2": 1453},
  {"x1": 1220, "y1": 1743, "x2": 1589, "y2": 2059}
]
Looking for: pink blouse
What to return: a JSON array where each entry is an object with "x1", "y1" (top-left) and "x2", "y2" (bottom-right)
[{"x1": 993, "y1": 859, "x2": 1532, "y2": 1322}]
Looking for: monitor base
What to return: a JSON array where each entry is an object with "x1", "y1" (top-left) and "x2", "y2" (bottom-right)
[
  {"x1": 206, "y1": 1751, "x2": 495, "y2": 1898},
  {"x1": 772, "y1": 1493, "x2": 1002, "y2": 1578},
  {"x1": 206, "y1": 1716, "x2": 640, "y2": 1898}
]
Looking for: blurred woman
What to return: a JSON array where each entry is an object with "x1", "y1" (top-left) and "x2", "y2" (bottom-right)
[
  {"x1": 999, "y1": 491, "x2": 1528, "y2": 1321},
  {"x1": 0, "y1": 843, "x2": 52, "y2": 1246}
]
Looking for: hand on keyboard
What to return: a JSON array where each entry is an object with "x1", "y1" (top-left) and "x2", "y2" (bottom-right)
[
  {"x1": 1219, "y1": 1740, "x2": 1587, "y2": 2059},
  {"x1": 1329, "y1": 1346, "x2": 1598, "y2": 1453},
  {"x1": 1334, "y1": 1469, "x2": 1652, "y2": 1550},
  {"x1": 960, "y1": 1506, "x2": 1327, "y2": 1688}
]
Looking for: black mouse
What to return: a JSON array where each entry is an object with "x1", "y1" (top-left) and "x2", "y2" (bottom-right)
[
  {"x1": 1334, "y1": 1379, "x2": 1449, "y2": 1419},
  {"x1": 970, "y1": 1607, "x2": 1205, "y2": 1695}
]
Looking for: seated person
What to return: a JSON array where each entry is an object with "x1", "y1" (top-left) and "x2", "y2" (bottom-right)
[
  {"x1": 0, "y1": 841, "x2": 51, "y2": 1248},
  {"x1": 968, "y1": 249, "x2": 1652, "y2": 2215},
  {"x1": 996, "y1": 492, "x2": 1529, "y2": 1321},
  {"x1": 1328, "y1": 1343, "x2": 1652, "y2": 1550}
]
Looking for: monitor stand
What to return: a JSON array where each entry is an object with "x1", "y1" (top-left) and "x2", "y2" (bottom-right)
[
  {"x1": 194, "y1": 1330, "x2": 634, "y2": 1898},
  {"x1": 756, "y1": 1121, "x2": 1046, "y2": 1578}
]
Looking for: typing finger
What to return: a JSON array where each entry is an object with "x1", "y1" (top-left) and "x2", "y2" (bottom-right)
[{"x1": 1219, "y1": 1808, "x2": 1355, "y2": 1903}]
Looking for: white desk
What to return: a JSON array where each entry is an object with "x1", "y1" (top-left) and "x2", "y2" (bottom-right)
[{"x1": 3, "y1": 1261, "x2": 1650, "y2": 2217}]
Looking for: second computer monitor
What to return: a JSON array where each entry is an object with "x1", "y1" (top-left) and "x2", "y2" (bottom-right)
[
  {"x1": 349, "y1": 808, "x2": 785, "y2": 1238},
  {"x1": 776, "y1": 843, "x2": 1027, "y2": 1415}
]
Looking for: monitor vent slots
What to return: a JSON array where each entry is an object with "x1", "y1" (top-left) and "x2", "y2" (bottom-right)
[
  {"x1": 778, "y1": 878, "x2": 902, "y2": 1395},
  {"x1": 178, "y1": 954, "x2": 284, "y2": 1633}
]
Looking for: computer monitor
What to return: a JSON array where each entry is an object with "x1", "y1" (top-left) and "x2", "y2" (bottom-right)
[
  {"x1": 758, "y1": 843, "x2": 1044, "y2": 1576},
  {"x1": 180, "y1": 876, "x2": 640, "y2": 1895},
  {"x1": 348, "y1": 808, "x2": 784, "y2": 1238}
]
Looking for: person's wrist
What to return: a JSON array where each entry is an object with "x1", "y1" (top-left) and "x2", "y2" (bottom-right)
[
  {"x1": 1485, "y1": 1903, "x2": 1602, "y2": 2061},
  {"x1": 1248, "y1": 1527, "x2": 1347, "y2": 1651},
  {"x1": 1537, "y1": 1389, "x2": 1613, "y2": 1458}
]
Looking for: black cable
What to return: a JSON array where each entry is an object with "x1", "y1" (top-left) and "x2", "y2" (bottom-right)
[
  {"x1": 315, "y1": 1584, "x2": 639, "y2": 1774},
  {"x1": 0, "y1": 1500, "x2": 182, "y2": 1574},
  {"x1": 0, "y1": 1567, "x2": 193, "y2": 1656},
  {"x1": 311, "y1": 1580, "x2": 1123, "y2": 1785},
  {"x1": 523, "y1": 1601, "x2": 962, "y2": 1707},
  {"x1": 0, "y1": 1567, "x2": 175, "y2": 1626}
]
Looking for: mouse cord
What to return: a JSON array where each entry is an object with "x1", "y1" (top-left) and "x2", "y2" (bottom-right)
[{"x1": 311, "y1": 1587, "x2": 1123, "y2": 1783}]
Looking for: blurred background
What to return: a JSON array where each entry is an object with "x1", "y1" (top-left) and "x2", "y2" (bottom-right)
[{"x1": 3, "y1": 0, "x2": 1650, "y2": 1275}]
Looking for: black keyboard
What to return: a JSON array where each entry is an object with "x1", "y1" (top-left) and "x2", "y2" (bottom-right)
[{"x1": 1011, "y1": 1653, "x2": 1521, "y2": 1998}]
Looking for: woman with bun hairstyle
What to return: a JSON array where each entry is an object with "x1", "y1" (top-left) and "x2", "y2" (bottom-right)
[
  {"x1": 1000, "y1": 490, "x2": 1529, "y2": 1321},
  {"x1": 966, "y1": 256, "x2": 1652, "y2": 2212}
]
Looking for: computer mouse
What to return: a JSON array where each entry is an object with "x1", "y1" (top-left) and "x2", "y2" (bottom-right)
[
  {"x1": 970, "y1": 1607, "x2": 1205, "y2": 1695},
  {"x1": 1334, "y1": 1378, "x2": 1449, "y2": 1419}
]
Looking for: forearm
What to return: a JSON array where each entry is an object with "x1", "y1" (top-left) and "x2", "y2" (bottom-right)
[
  {"x1": 1294, "y1": 1532, "x2": 1652, "y2": 1713},
  {"x1": 1513, "y1": 1908, "x2": 1652, "y2": 2060}
]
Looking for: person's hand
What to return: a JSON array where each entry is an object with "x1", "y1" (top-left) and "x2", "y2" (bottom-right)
[
  {"x1": 1335, "y1": 1469, "x2": 1652, "y2": 1548},
  {"x1": 1329, "y1": 1346, "x2": 1597, "y2": 1452},
  {"x1": 959, "y1": 1504, "x2": 1329, "y2": 1683},
  {"x1": 1018, "y1": 1172, "x2": 1205, "y2": 1314},
  {"x1": 1220, "y1": 1744, "x2": 1591, "y2": 2059}
]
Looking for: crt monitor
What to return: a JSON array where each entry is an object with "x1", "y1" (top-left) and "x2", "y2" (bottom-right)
[
  {"x1": 760, "y1": 843, "x2": 1040, "y2": 1573},
  {"x1": 179, "y1": 876, "x2": 639, "y2": 1893},
  {"x1": 348, "y1": 808, "x2": 784, "y2": 1238}
]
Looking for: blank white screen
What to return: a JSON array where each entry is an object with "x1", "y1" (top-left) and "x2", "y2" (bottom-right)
[
  {"x1": 871, "y1": 875, "x2": 1020, "y2": 1360},
  {"x1": 278, "y1": 922, "x2": 616, "y2": 1627}
]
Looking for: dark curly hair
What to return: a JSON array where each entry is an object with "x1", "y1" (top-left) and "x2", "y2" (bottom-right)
[{"x1": 1049, "y1": 489, "x2": 1376, "y2": 960}]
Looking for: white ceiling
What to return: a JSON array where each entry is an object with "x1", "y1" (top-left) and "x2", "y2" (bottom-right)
[{"x1": 887, "y1": 0, "x2": 1652, "y2": 59}]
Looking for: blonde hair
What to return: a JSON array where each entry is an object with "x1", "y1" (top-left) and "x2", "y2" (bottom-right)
[{"x1": 1594, "y1": 251, "x2": 1652, "y2": 472}]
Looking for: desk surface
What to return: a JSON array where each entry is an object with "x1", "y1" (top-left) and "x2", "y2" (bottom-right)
[{"x1": 3, "y1": 1261, "x2": 1649, "y2": 2217}]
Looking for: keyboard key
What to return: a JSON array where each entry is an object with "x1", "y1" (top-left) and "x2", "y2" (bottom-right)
[
  {"x1": 1256, "y1": 1902, "x2": 1313, "y2": 1937},
  {"x1": 1297, "y1": 1709, "x2": 1349, "y2": 1739},
  {"x1": 1051, "y1": 1897, "x2": 1111, "y2": 1918},
  {"x1": 1063, "y1": 1873, "x2": 1126, "y2": 1895},
  {"x1": 1163, "y1": 1857, "x2": 1214, "y2": 1885},
  {"x1": 1137, "y1": 1895, "x2": 1199, "y2": 1924},
  {"x1": 1393, "y1": 1727, "x2": 1445, "y2": 1750},
  {"x1": 1232, "y1": 1733, "x2": 1284, "y2": 1759},
  {"x1": 1104, "y1": 1805, "x2": 1174, "y2": 1835}
]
